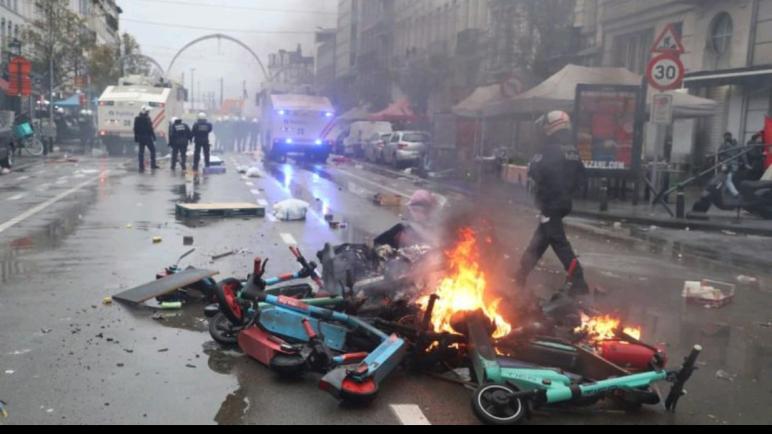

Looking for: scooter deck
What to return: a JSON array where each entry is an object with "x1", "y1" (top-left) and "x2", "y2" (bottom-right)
[{"x1": 113, "y1": 268, "x2": 219, "y2": 304}]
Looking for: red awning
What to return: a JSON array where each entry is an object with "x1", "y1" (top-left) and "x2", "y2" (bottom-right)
[{"x1": 367, "y1": 99, "x2": 418, "y2": 122}]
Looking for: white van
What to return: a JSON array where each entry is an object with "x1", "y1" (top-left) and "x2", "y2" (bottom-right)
[
  {"x1": 343, "y1": 121, "x2": 392, "y2": 157},
  {"x1": 97, "y1": 75, "x2": 186, "y2": 156}
]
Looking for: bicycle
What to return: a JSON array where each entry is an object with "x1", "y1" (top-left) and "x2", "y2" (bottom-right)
[{"x1": 10, "y1": 121, "x2": 45, "y2": 157}]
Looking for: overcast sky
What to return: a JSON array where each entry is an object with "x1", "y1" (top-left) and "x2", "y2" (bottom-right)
[{"x1": 119, "y1": 0, "x2": 338, "y2": 103}]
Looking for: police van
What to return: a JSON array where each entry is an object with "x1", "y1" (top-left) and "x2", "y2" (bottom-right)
[
  {"x1": 97, "y1": 75, "x2": 186, "y2": 156},
  {"x1": 261, "y1": 93, "x2": 335, "y2": 163}
]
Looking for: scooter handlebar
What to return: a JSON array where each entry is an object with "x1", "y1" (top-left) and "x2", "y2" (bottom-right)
[{"x1": 665, "y1": 344, "x2": 702, "y2": 412}]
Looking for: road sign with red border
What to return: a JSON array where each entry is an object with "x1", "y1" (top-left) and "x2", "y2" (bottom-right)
[
  {"x1": 646, "y1": 53, "x2": 685, "y2": 91},
  {"x1": 651, "y1": 23, "x2": 685, "y2": 54}
]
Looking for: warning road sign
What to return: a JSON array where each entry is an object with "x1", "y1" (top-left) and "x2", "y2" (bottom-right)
[{"x1": 651, "y1": 23, "x2": 685, "y2": 54}]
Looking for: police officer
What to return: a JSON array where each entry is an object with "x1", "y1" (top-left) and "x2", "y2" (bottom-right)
[
  {"x1": 133, "y1": 106, "x2": 158, "y2": 172},
  {"x1": 515, "y1": 111, "x2": 589, "y2": 294},
  {"x1": 249, "y1": 118, "x2": 260, "y2": 152},
  {"x1": 169, "y1": 117, "x2": 192, "y2": 171},
  {"x1": 192, "y1": 112, "x2": 213, "y2": 171}
]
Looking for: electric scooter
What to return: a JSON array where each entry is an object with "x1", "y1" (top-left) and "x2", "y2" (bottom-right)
[{"x1": 465, "y1": 312, "x2": 701, "y2": 425}]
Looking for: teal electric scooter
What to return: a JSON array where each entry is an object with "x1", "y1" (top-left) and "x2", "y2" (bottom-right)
[{"x1": 465, "y1": 312, "x2": 702, "y2": 425}]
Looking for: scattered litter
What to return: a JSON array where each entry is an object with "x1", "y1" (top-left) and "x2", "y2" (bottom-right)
[
  {"x1": 126, "y1": 224, "x2": 133, "y2": 229},
  {"x1": 339, "y1": 222, "x2": 348, "y2": 229},
  {"x1": 4, "y1": 370, "x2": 14, "y2": 375},
  {"x1": 272, "y1": 199, "x2": 309, "y2": 221},
  {"x1": 102, "y1": 297, "x2": 113, "y2": 305},
  {"x1": 185, "y1": 364, "x2": 196, "y2": 369},
  {"x1": 736, "y1": 275, "x2": 759, "y2": 286},
  {"x1": 756, "y1": 321, "x2": 772, "y2": 328},
  {"x1": 715, "y1": 369, "x2": 736, "y2": 382},
  {"x1": 721, "y1": 230, "x2": 737, "y2": 236},
  {"x1": 682, "y1": 280, "x2": 735, "y2": 309},
  {"x1": 237, "y1": 166, "x2": 248, "y2": 174},
  {"x1": 40, "y1": 328, "x2": 52, "y2": 334},
  {"x1": 373, "y1": 193, "x2": 402, "y2": 207},
  {"x1": 328, "y1": 221, "x2": 340, "y2": 230},
  {"x1": 245, "y1": 167, "x2": 262, "y2": 178},
  {"x1": 152, "y1": 236, "x2": 162, "y2": 244},
  {"x1": 7, "y1": 349, "x2": 31, "y2": 356},
  {"x1": 160, "y1": 302, "x2": 182, "y2": 310},
  {"x1": 212, "y1": 250, "x2": 236, "y2": 261},
  {"x1": 183, "y1": 236, "x2": 194, "y2": 246},
  {"x1": 0, "y1": 400, "x2": 7, "y2": 418},
  {"x1": 612, "y1": 222, "x2": 622, "y2": 230},
  {"x1": 324, "y1": 213, "x2": 334, "y2": 222},
  {"x1": 157, "y1": 348, "x2": 169, "y2": 353}
]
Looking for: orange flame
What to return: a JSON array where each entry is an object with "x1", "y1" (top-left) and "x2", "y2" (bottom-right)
[
  {"x1": 418, "y1": 228, "x2": 512, "y2": 339},
  {"x1": 575, "y1": 313, "x2": 642, "y2": 342}
]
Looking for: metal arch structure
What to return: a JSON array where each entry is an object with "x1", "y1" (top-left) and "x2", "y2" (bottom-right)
[
  {"x1": 120, "y1": 54, "x2": 166, "y2": 77},
  {"x1": 167, "y1": 33, "x2": 269, "y2": 81}
]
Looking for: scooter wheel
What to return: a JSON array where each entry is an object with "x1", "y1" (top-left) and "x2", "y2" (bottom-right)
[
  {"x1": 208, "y1": 312, "x2": 239, "y2": 346},
  {"x1": 215, "y1": 278, "x2": 245, "y2": 325},
  {"x1": 472, "y1": 384, "x2": 526, "y2": 425}
]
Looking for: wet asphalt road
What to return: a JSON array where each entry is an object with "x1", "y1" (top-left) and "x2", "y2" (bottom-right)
[{"x1": 0, "y1": 153, "x2": 770, "y2": 425}]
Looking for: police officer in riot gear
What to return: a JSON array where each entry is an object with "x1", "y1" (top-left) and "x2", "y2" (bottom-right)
[
  {"x1": 192, "y1": 112, "x2": 213, "y2": 171},
  {"x1": 169, "y1": 117, "x2": 192, "y2": 171},
  {"x1": 515, "y1": 111, "x2": 589, "y2": 294},
  {"x1": 133, "y1": 106, "x2": 159, "y2": 172}
]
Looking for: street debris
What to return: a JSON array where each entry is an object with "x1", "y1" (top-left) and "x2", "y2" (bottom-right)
[
  {"x1": 159, "y1": 302, "x2": 182, "y2": 310},
  {"x1": 736, "y1": 275, "x2": 759, "y2": 286},
  {"x1": 682, "y1": 280, "x2": 735, "y2": 308},
  {"x1": 126, "y1": 224, "x2": 133, "y2": 229},
  {"x1": 245, "y1": 167, "x2": 262, "y2": 178},
  {"x1": 328, "y1": 221, "x2": 340, "y2": 229},
  {"x1": 273, "y1": 199, "x2": 309, "y2": 221},
  {"x1": 183, "y1": 236, "x2": 194, "y2": 246},
  {"x1": 102, "y1": 297, "x2": 113, "y2": 305},
  {"x1": 211, "y1": 250, "x2": 236, "y2": 261},
  {"x1": 715, "y1": 369, "x2": 736, "y2": 382},
  {"x1": 756, "y1": 321, "x2": 772, "y2": 328},
  {"x1": 324, "y1": 213, "x2": 334, "y2": 222},
  {"x1": 152, "y1": 236, "x2": 162, "y2": 244},
  {"x1": 3, "y1": 370, "x2": 14, "y2": 375},
  {"x1": 612, "y1": 222, "x2": 622, "y2": 230},
  {"x1": 157, "y1": 348, "x2": 169, "y2": 353},
  {"x1": 237, "y1": 166, "x2": 248, "y2": 174},
  {"x1": 373, "y1": 193, "x2": 402, "y2": 207},
  {"x1": 0, "y1": 400, "x2": 7, "y2": 418},
  {"x1": 721, "y1": 230, "x2": 737, "y2": 236}
]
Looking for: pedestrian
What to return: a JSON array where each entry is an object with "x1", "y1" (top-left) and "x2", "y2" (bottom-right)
[
  {"x1": 133, "y1": 106, "x2": 158, "y2": 172},
  {"x1": 192, "y1": 112, "x2": 213, "y2": 171},
  {"x1": 78, "y1": 110, "x2": 95, "y2": 152},
  {"x1": 515, "y1": 111, "x2": 589, "y2": 295},
  {"x1": 169, "y1": 117, "x2": 192, "y2": 172},
  {"x1": 249, "y1": 118, "x2": 260, "y2": 151},
  {"x1": 237, "y1": 117, "x2": 250, "y2": 152}
]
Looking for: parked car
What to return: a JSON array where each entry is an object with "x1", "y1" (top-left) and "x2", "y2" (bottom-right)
[
  {"x1": 383, "y1": 131, "x2": 431, "y2": 168},
  {"x1": 343, "y1": 121, "x2": 392, "y2": 157},
  {"x1": 364, "y1": 132, "x2": 393, "y2": 163}
]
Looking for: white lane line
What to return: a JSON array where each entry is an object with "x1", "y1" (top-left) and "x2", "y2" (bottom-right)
[
  {"x1": 257, "y1": 199, "x2": 268, "y2": 207},
  {"x1": 0, "y1": 173, "x2": 106, "y2": 234},
  {"x1": 390, "y1": 404, "x2": 431, "y2": 425},
  {"x1": 245, "y1": 181, "x2": 254, "y2": 187},
  {"x1": 7, "y1": 193, "x2": 25, "y2": 201},
  {"x1": 279, "y1": 232, "x2": 297, "y2": 245},
  {"x1": 250, "y1": 189, "x2": 260, "y2": 196}
]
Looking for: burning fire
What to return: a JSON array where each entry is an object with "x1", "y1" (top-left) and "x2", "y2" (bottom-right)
[
  {"x1": 418, "y1": 228, "x2": 512, "y2": 339},
  {"x1": 575, "y1": 313, "x2": 642, "y2": 342}
]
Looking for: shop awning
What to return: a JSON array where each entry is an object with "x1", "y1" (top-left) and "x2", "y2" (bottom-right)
[
  {"x1": 684, "y1": 65, "x2": 772, "y2": 88},
  {"x1": 368, "y1": 98, "x2": 418, "y2": 122}
]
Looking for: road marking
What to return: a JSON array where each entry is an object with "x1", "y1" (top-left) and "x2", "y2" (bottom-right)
[
  {"x1": 36, "y1": 183, "x2": 51, "y2": 192},
  {"x1": 390, "y1": 404, "x2": 430, "y2": 425},
  {"x1": 16, "y1": 175, "x2": 29, "y2": 181},
  {"x1": 245, "y1": 181, "x2": 254, "y2": 187},
  {"x1": 257, "y1": 199, "x2": 268, "y2": 207},
  {"x1": 0, "y1": 173, "x2": 106, "y2": 234},
  {"x1": 249, "y1": 189, "x2": 260, "y2": 195},
  {"x1": 7, "y1": 193, "x2": 25, "y2": 201},
  {"x1": 279, "y1": 232, "x2": 297, "y2": 245},
  {"x1": 335, "y1": 167, "x2": 411, "y2": 199}
]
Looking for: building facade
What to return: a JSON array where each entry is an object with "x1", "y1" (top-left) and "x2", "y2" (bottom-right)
[{"x1": 575, "y1": 0, "x2": 772, "y2": 166}]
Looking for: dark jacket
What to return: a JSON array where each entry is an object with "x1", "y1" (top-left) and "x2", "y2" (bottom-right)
[
  {"x1": 170, "y1": 121, "x2": 192, "y2": 147},
  {"x1": 133, "y1": 113, "x2": 155, "y2": 143},
  {"x1": 529, "y1": 141, "x2": 586, "y2": 218},
  {"x1": 191, "y1": 120, "x2": 213, "y2": 144}
]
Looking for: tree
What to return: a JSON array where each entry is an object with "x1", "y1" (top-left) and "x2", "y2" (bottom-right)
[
  {"x1": 24, "y1": 0, "x2": 96, "y2": 95},
  {"x1": 89, "y1": 33, "x2": 151, "y2": 94}
]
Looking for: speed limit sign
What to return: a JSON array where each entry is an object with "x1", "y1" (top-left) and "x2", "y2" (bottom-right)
[{"x1": 646, "y1": 53, "x2": 685, "y2": 91}]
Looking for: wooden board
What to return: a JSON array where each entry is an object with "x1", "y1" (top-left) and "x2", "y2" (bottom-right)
[
  {"x1": 113, "y1": 268, "x2": 219, "y2": 304},
  {"x1": 373, "y1": 193, "x2": 402, "y2": 207},
  {"x1": 176, "y1": 202, "x2": 265, "y2": 218}
]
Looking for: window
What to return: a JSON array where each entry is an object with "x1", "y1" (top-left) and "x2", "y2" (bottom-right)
[
  {"x1": 613, "y1": 28, "x2": 655, "y2": 74},
  {"x1": 710, "y1": 12, "x2": 733, "y2": 55}
]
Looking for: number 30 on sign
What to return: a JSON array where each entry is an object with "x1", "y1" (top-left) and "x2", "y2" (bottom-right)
[{"x1": 646, "y1": 53, "x2": 685, "y2": 91}]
